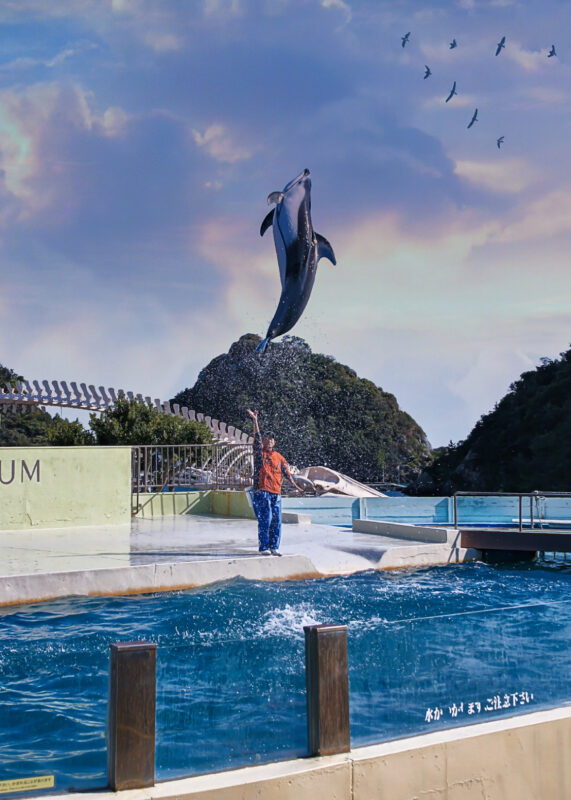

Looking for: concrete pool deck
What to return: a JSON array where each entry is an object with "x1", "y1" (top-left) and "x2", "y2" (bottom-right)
[{"x1": 0, "y1": 514, "x2": 478, "y2": 606}]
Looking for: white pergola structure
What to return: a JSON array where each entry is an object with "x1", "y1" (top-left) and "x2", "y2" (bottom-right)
[{"x1": 0, "y1": 379, "x2": 253, "y2": 445}]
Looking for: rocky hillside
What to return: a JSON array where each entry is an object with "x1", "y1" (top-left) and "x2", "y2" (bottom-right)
[
  {"x1": 412, "y1": 348, "x2": 571, "y2": 494},
  {"x1": 173, "y1": 334, "x2": 431, "y2": 483}
]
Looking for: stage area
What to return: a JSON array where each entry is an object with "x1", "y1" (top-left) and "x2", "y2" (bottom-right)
[{"x1": 0, "y1": 514, "x2": 476, "y2": 606}]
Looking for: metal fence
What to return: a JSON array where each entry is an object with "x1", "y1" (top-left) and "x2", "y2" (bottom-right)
[{"x1": 131, "y1": 443, "x2": 253, "y2": 502}]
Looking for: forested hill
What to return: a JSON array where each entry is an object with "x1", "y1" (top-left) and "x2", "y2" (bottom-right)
[
  {"x1": 173, "y1": 334, "x2": 431, "y2": 483},
  {"x1": 414, "y1": 348, "x2": 571, "y2": 494}
]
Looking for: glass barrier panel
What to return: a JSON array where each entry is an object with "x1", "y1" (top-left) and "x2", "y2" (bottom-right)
[
  {"x1": 455, "y1": 495, "x2": 522, "y2": 527},
  {"x1": 0, "y1": 599, "x2": 109, "y2": 796},
  {"x1": 541, "y1": 497, "x2": 571, "y2": 528},
  {"x1": 155, "y1": 624, "x2": 306, "y2": 779},
  {"x1": 349, "y1": 595, "x2": 571, "y2": 746}
]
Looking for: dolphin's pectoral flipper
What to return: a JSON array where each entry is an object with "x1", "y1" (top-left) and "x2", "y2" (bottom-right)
[
  {"x1": 316, "y1": 233, "x2": 337, "y2": 265},
  {"x1": 267, "y1": 191, "x2": 284, "y2": 205},
  {"x1": 260, "y1": 209, "x2": 274, "y2": 237}
]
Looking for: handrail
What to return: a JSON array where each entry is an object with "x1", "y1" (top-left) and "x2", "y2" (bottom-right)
[
  {"x1": 452, "y1": 491, "x2": 571, "y2": 530},
  {"x1": 131, "y1": 443, "x2": 254, "y2": 513}
]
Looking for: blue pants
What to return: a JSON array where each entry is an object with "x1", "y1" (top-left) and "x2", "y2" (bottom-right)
[{"x1": 252, "y1": 491, "x2": 282, "y2": 551}]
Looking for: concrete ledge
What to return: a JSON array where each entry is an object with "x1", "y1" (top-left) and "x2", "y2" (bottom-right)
[
  {"x1": 376, "y1": 542, "x2": 479, "y2": 569},
  {"x1": 44, "y1": 706, "x2": 571, "y2": 800},
  {"x1": 353, "y1": 519, "x2": 455, "y2": 544},
  {"x1": 0, "y1": 555, "x2": 320, "y2": 606},
  {"x1": 282, "y1": 512, "x2": 312, "y2": 525}
]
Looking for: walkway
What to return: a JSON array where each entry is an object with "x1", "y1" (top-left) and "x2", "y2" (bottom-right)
[{"x1": 0, "y1": 515, "x2": 476, "y2": 606}]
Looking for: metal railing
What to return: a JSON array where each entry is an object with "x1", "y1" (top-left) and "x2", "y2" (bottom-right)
[
  {"x1": 132, "y1": 443, "x2": 253, "y2": 508},
  {"x1": 453, "y1": 491, "x2": 571, "y2": 530}
]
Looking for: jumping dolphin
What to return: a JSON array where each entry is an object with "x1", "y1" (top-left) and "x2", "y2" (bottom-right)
[
  {"x1": 256, "y1": 169, "x2": 336, "y2": 354},
  {"x1": 495, "y1": 36, "x2": 506, "y2": 56}
]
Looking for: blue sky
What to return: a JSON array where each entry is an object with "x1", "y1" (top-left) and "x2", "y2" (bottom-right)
[{"x1": 0, "y1": 0, "x2": 570, "y2": 446}]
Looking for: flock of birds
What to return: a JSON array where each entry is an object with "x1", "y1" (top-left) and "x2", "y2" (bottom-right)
[{"x1": 401, "y1": 32, "x2": 558, "y2": 149}]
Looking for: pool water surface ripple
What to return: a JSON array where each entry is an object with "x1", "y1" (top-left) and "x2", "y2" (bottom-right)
[{"x1": 0, "y1": 558, "x2": 569, "y2": 793}]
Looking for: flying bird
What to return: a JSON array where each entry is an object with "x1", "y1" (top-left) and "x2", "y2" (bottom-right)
[
  {"x1": 495, "y1": 36, "x2": 506, "y2": 56},
  {"x1": 497, "y1": 136, "x2": 504, "y2": 149},
  {"x1": 257, "y1": 169, "x2": 336, "y2": 354},
  {"x1": 445, "y1": 81, "x2": 457, "y2": 102},
  {"x1": 424, "y1": 65, "x2": 432, "y2": 79},
  {"x1": 401, "y1": 32, "x2": 410, "y2": 48},
  {"x1": 548, "y1": 44, "x2": 556, "y2": 58},
  {"x1": 467, "y1": 108, "x2": 478, "y2": 129},
  {"x1": 449, "y1": 39, "x2": 457, "y2": 49}
]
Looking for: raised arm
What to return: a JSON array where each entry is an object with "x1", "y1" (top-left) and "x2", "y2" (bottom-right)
[{"x1": 246, "y1": 408, "x2": 260, "y2": 436}]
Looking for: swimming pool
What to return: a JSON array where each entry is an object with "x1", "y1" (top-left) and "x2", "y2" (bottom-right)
[{"x1": 0, "y1": 558, "x2": 569, "y2": 794}]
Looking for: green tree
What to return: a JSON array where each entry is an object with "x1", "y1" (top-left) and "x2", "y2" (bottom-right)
[
  {"x1": 89, "y1": 396, "x2": 212, "y2": 445},
  {"x1": 47, "y1": 416, "x2": 95, "y2": 446},
  {"x1": 0, "y1": 363, "x2": 23, "y2": 389}
]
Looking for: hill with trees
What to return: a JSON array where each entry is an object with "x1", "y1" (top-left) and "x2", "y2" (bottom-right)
[
  {"x1": 413, "y1": 348, "x2": 571, "y2": 494},
  {"x1": 173, "y1": 334, "x2": 431, "y2": 483}
]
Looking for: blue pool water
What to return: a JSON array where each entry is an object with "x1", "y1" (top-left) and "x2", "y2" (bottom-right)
[{"x1": 0, "y1": 558, "x2": 570, "y2": 794}]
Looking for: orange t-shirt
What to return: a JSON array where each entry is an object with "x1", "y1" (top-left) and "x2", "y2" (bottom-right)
[{"x1": 253, "y1": 433, "x2": 291, "y2": 494}]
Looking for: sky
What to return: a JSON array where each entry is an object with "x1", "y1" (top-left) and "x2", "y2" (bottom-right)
[{"x1": 0, "y1": 0, "x2": 570, "y2": 447}]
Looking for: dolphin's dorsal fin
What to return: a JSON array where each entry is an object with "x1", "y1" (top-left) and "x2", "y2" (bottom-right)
[
  {"x1": 267, "y1": 191, "x2": 284, "y2": 205},
  {"x1": 316, "y1": 233, "x2": 336, "y2": 265},
  {"x1": 260, "y1": 209, "x2": 274, "y2": 237}
]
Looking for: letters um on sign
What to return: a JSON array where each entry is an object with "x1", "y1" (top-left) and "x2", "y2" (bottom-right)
[{"x1": 0, "y1": 459, "x2": 40, "y2": 485}]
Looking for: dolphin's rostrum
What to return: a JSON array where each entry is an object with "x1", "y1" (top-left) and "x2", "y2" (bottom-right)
[{"x1": 256, "y1": 169, "x2": 336, "y2": 354}]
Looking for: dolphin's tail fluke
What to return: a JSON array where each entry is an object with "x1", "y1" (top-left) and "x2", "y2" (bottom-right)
[{"x1": 255, "y1": 337, "x2": 269, "y2": 355}]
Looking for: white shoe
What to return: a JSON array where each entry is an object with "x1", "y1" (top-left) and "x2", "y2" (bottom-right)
[
  {"x1": 259, "y1": 549, "x2": 271, "y2": 555},
  {"x1": 271, "y1": 550, "x2": 282, "y2": 557}
]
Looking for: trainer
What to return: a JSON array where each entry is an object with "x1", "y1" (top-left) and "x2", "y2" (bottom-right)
[{"x1": 246, "y1": 408, "x2": 300, "y2": 556}]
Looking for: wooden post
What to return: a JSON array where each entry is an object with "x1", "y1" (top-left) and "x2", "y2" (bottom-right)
[
  {"x1": 304, "y1": 624, "x2": 350, "y2": 757},
  {"x1": 108, "y1": 641, "x2": 157, "y2": 791}
]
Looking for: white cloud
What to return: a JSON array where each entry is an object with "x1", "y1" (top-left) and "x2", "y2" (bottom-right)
[
  {"x1": 506, "y1": 41, "x2": 544, "y2": 72},
  {"x1": 143, "y1": 31, "x2": 183, "y2": 52},
  {"x1": 523, "y1": 86, "x2": 568, "y2": 106},
  {"x1": 0, "y1": 84, "x2": 130, "y2": 217},
  {"x1": 191, "y1": 124, "x2": 251, "y2": 163},
  {"x1": 0, "y1": 43, "x2": 96, "y2": 72},
  {"x1": 203, "y1": 0, "x2": 243, "y2": 16},
  {"x1": 422, "y1": 92, "x2": 477, "y2": 109},
  {"x1": 492, "y1": 190, "x2": 571, "y2": 244},
  {"x1": 454, "y1": 158, "x2": 539, "y2": 194},
  {"x1": 111, "y1": 0, "x2": 143, "y2": 12},
  {"x1": 321, "y1": 0, "x2": 352, "y2": 23},
  {"x1": 96, "y1": 106, "x2": 129, "y2": 137}
]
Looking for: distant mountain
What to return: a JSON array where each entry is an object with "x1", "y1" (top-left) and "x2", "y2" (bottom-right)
[
  {"x1": 173, "y1": 334, "x2": 431, "y2": 483},
  {"x1": 413, "y1": 348, "x2": 571, "y2": 494}
]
